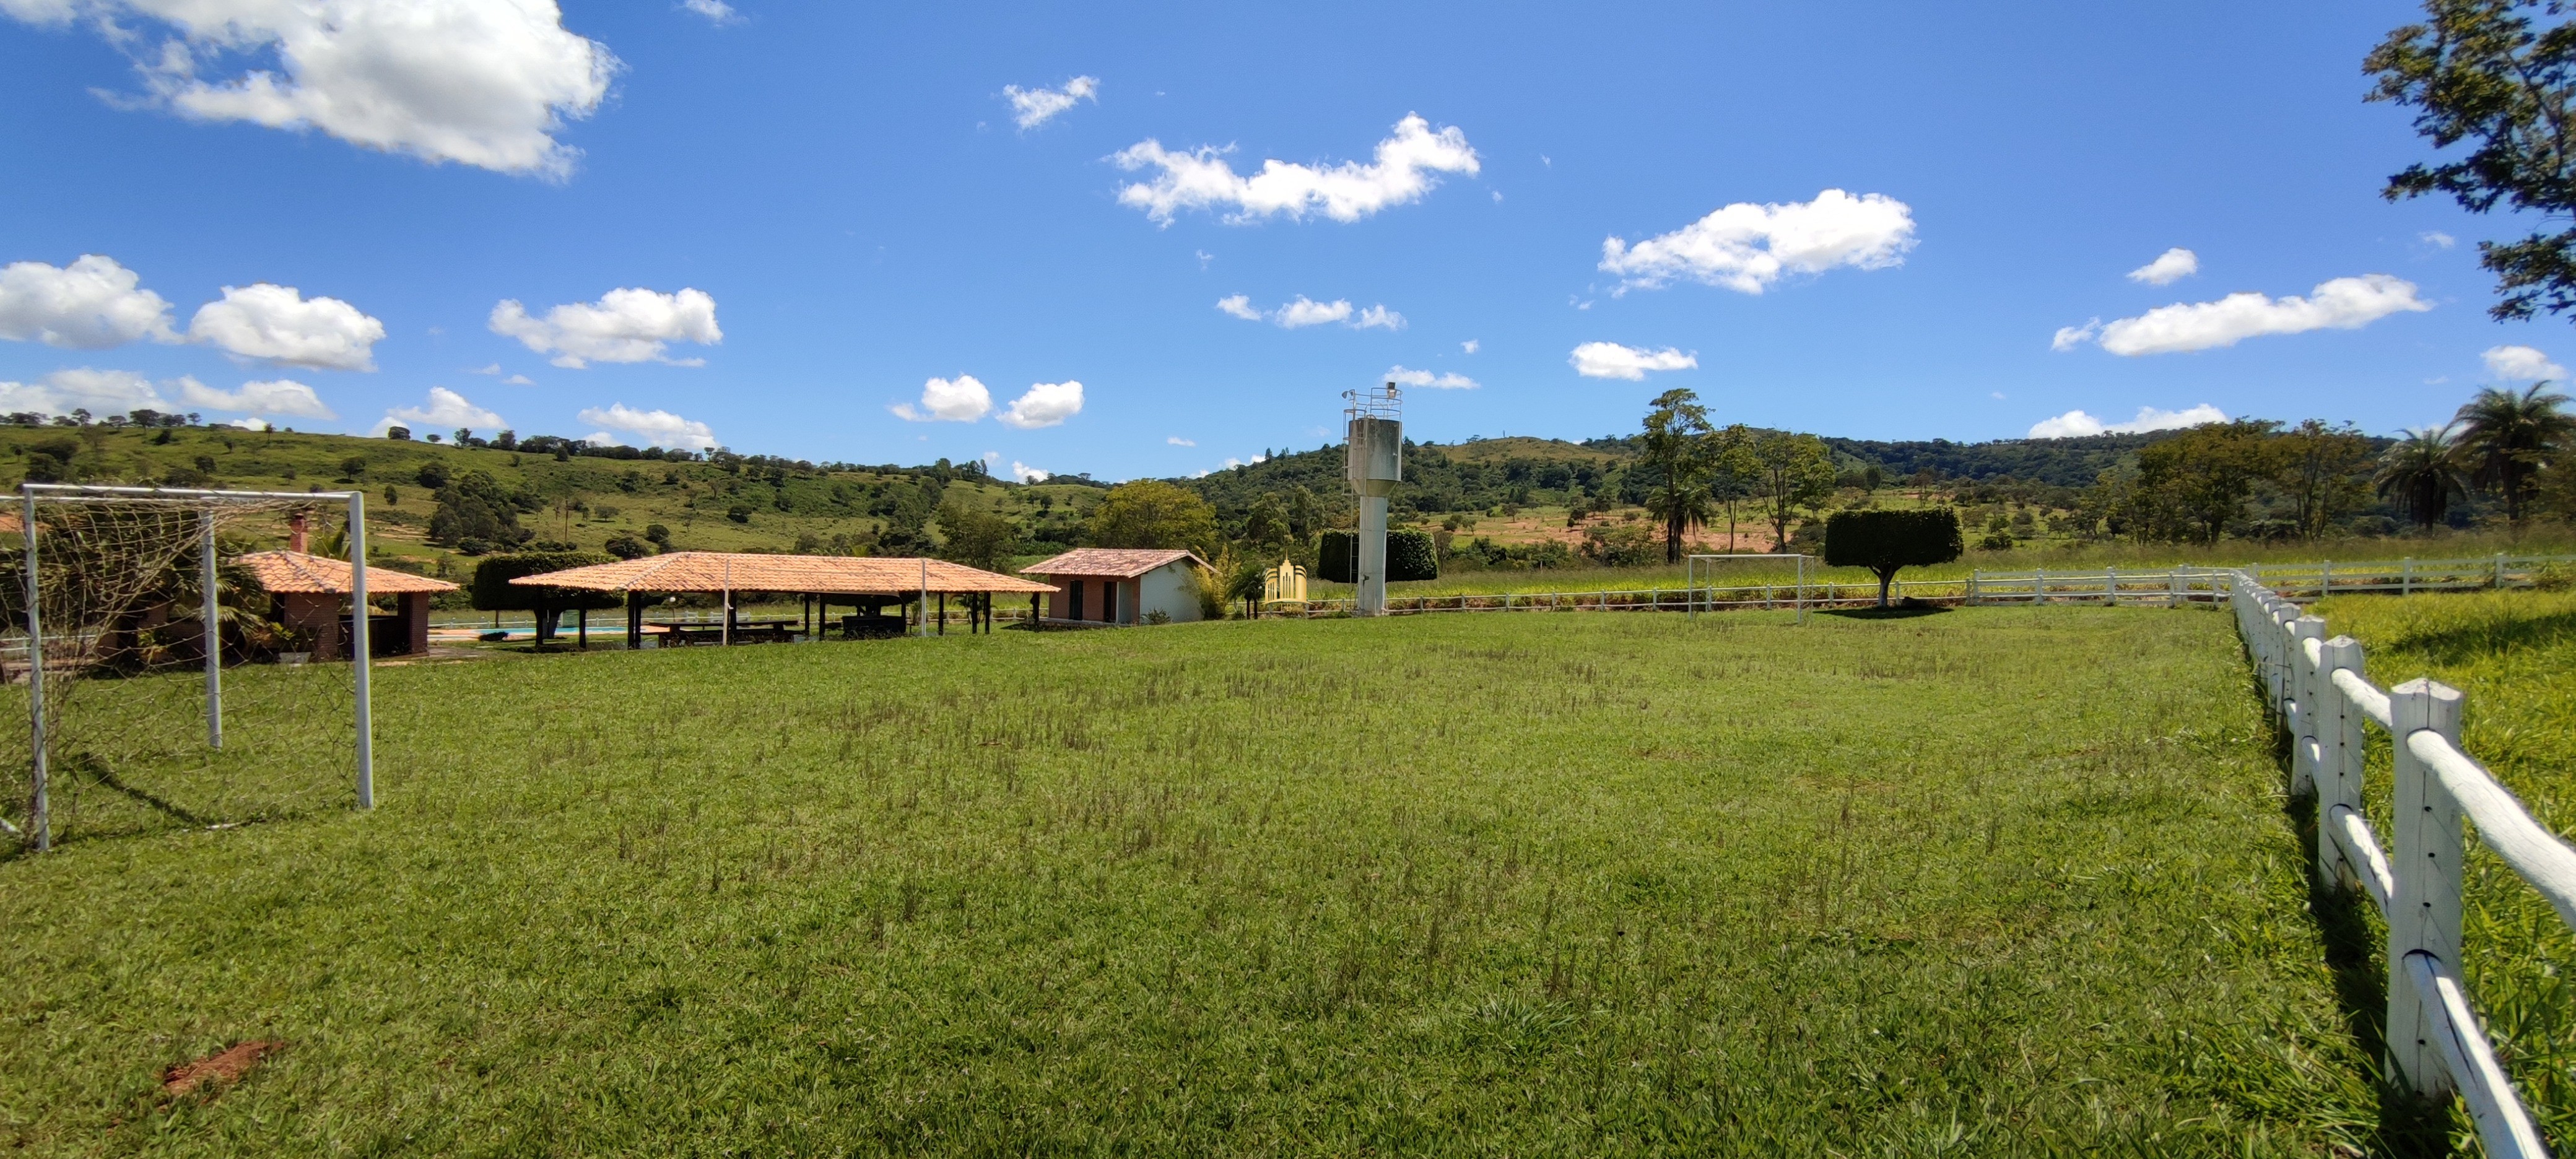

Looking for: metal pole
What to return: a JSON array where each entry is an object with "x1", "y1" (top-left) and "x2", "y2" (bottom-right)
[
  {"x1": 22, "y1": 487, "x2": 47, "y2": 851},
  {"x1": 348, "y1": 493, "x2": 372, "y2": 810},
  {"x1": 204, "y1": 514, "x2": 221, "y2": 750}
]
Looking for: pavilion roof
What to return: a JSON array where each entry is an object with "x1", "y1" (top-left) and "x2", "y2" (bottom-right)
[
  {"x1": 1019, "y1": 548, "x2": 1211, "y2": 579},
  {"x1": 507, "y1": 551, "x2": 1054, "y2": 596},
  {"x1": 233, "y1": 550, "x2": 462, "y2": 595}
]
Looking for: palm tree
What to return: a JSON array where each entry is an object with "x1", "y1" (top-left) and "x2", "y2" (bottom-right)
[
  {"x1": 2374, "y1": 424, "x2": 2471, "y2": 528},
  {"x1": 2454, "y1": 383, "x2": 2575, "y2": 523},
  {"x1": 1638, "y1": 389, "x2": 1714, "y2": 563}
]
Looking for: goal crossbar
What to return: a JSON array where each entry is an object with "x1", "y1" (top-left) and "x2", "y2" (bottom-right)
[{"x1": 17, "y1": 482, "x2": 374, "y2": 852}]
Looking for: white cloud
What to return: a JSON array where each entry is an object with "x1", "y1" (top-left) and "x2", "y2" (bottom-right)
[
  {"x1": 1003, "y1": 75, "x2": 1097, "y2": 130},
  {"x1": 468, "y1": 362, "x2": 501, "y2": 374},
  {"x1": 3, "y1": 0, "x2": 622, "y2": 178},
  {"x1": 1460, "y1": 339, "x2": 1478, "y2": 354},
  {"x1": 2422, "y1": 230, "x2": 2457, "y2": 249},
  {"x1": 502, "y1": 373, "x2": 534, "y2": 385},
  {"x1": 681, "y1": 0, "x2": 737, "y2": 24},
  {"x1": 1219, "y1": 293, "x2": 1401, "y2": 330},
  {"x1": 1277, "y1": 297, "x2": 1351, "y2": 328},
  {"x1": 577, "y1": 402, "x2": 718, "y2": 450},
  {"x1": 1598, "y1": 189, "x2": 1916, "y2": 294},
  {"x1": 2027, "y1": 404, "x2": 2227, "y2": 439},
  {"x1": 0, "y1": 367, "x2": 167, "y2": 415},
  {"x1": 890, "y1": 374, "x2": 991, "y2": 422},
  {"x1": 187, "y1": 283, "x2": 385, "y2": 370},
  {"x1": 1012, "y1": 461, "x2": 1050, "y2": 482},
  {"x1": 998, "y1": 380, "x2": 1082, "y2": 429},
  {"x1": 1113, "y1": 113, "x2": 1479, "y2": 225},
  {"x1": 2051, "y1": 319, "x2": 2100, "y2": 352},
  {"x1": 2126, "y1": 247, "x2": 2198, "y2": 285},
  {"x1": 1167, "y1": 436, "x2": 1195, "y2": 446},
  {"x1": 0, "y1": 254, "x2": 180, "y2": 348},
  {"x1": 489, "y1": 287, "x2": 720, "y2": 368},
  {"x1": 176, "y1": 376, "x2": 334, "y2": 418},
  {"x1": 2483, "y1": 344, "x2": 2569, "y2": 382},
  {"x1": 376, "y1": 385, "x2": 502, "y2": 433},
  {"x1": 1569, "y1": 341, "x2": 1696, "y2": 380},
  {"x1": 2070, "y1": 274, "x2": 2431, "y2": 356},
  {"x1": 1386, "y1": 365, "x2": 1477, "y2": 389}
]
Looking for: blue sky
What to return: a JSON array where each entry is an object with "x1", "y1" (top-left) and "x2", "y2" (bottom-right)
[{"x1": 0, "y1": 1, "x2": 2554, "y2": 480}]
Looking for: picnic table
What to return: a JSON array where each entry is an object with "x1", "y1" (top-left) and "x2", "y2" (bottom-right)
[{"x1": 646, "y1": 619, "x2": 798, "y2": 646}]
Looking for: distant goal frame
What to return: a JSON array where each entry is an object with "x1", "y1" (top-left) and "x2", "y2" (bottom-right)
[
  {"x1": 17, "y1": 482, "x2": 376, "y2": 853},
  {"x1": 1684, "y1": 553, "x2": 1813, "y2": 623}
]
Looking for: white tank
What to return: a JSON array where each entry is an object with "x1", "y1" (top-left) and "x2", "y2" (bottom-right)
[{"x1": 1343, "y1": 383, "x2": 1403, "y2": 616}]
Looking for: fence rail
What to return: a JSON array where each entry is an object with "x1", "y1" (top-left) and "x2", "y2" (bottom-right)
[
  {"x1": 2235, "y1": 570, "x2": 2573, "y2": 1158},
  {"x1": 1969, "y1": 554, "x2": 2575, "y2": 606},
  {"x1": 1273, "y1": 578, "x2": 1965, "y2": 618}
]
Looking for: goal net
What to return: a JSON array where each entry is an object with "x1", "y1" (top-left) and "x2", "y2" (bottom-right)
[
  {"x1": 6, "y1": 484, "x2": 375, "y2": 851},
  {"x1": 1684, "y1": 553, "x2": 1813, "y2": 621}
]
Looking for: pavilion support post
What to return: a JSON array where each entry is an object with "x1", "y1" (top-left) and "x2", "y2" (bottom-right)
[
  {"x1": 626, "y1": 591, "x2": 643, "y2": 649},
  {"x1": 938, "y1": 593, "x2": 946, "y2": 636},
  {"x1": 577, "y1": 606, "x2": 587, "y2": 649}
]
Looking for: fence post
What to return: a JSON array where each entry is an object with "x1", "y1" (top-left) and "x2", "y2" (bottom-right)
[
  {"x1": 2387, "y1": 678, "x2": 2467, "y2": 1098},
  {"x1": 1968, "y1": 570, "x2": 1980, "y2": 606},
  {"x1": 2287, "y1": 615, "x2": 2324, "y2": 794},
  {"x1": 2496, "y1": 553, "x2": 2507, "y2": 589},
  {"x1": 2105, "y1": 565, "x2": 2118, "y2": 606},
  {"x1": 2318, "y1": 636, "x2": 2366, "y2": 890},
  {"x1": 2321, "y1": 560, "x2": 2333, "y2": 597},
  {"x1": 2269, "y1": 604, "x2": 2299, "y2": 711}
]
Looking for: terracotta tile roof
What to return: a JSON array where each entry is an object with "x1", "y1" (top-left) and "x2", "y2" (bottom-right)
[
  {"x1": 233, "y1": 550, "x2": 462, "y2": 594},
  {"x1": 506, "y1": 551, "x2": 1055, "y2": 595},
  {"x1": 1019, "y1": 548, "x2": 1211, "y2": 579}
]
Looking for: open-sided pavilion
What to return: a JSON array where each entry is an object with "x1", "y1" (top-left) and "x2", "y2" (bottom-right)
[{"x1": 509, "y1": 551, "x2": 1053, "y2": 646}]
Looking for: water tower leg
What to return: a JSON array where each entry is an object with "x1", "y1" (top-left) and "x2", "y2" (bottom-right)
[{"x1": 1358, "y1": 495, "x2": 1389, "y2": 616}]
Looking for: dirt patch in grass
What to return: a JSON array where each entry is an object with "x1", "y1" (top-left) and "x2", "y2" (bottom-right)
[{"x1": 162, "y1": 1041, "x2": 282, "y2": 1098}]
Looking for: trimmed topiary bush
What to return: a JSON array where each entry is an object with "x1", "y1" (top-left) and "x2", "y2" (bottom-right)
[
  {"x1": 1319, "y1": 530, "x2": 1437, "y2": 584},
  {"x1": 1386, "y1": 529, "x2": 1437, "y2": 581},
  {"x1": 471, "y1": 551, "x2": 621, "y2": 642},
  {"x1": 1823, "y1": 508, "x2": 1962, "y2": 607}
]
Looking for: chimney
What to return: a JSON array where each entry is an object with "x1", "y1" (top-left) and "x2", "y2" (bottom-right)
[{"x1": 289, "y1": 512, "x2": 308, "y2": 553}]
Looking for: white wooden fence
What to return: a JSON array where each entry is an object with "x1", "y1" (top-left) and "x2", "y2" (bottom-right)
[
  {"x1": 1273, "y1": 578, "x2": 1957, "y2": 618},
  {"x1": 1969, "y1": 553, "x2": 2574, "y2": 606},
  {"x1": 2236, "y1": 570, "x2": 2575, "y2": 1157}
]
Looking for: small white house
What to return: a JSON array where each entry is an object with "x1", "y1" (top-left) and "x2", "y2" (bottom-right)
[{"x1": 1020, "y1": 548, "x2": 1212, "y2": 625}]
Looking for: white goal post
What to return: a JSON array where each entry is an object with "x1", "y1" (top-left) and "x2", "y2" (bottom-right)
[
  {"x1": 16, "y1": 482, "x2": 375, "y2": 853},
  {"x1": 1685, "y1": 553, "x2": 1812, "y2": 623}
]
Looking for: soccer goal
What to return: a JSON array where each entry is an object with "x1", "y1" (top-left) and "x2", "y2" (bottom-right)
[
  {"x1": 9, "y1": 483, "x2": 376, "y2": 852},
  {"x1": 1684, "y1": 553, "x2": 1813, "y2": 623}
]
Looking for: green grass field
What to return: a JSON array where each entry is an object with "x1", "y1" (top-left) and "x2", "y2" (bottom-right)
[
  {"x1": 2313, "y1": 588, "x2": 2576, "y2": 1145},
  {"x1": 0, "y1": 608, "x2": 2427, "y2": 1153}
]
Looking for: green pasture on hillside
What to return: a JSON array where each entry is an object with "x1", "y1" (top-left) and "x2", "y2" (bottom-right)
[{"x1": 0, "y1": 609, "x2": 2435, "y2": 1153}]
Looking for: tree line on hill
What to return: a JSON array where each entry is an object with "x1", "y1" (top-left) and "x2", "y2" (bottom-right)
[{"x1": 13, "y1": 378, "x2": 2576, "y2": 580}]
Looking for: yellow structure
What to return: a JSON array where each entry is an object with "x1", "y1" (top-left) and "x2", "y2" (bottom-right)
[{"x1": 1263, "y1": 558, "x2": 1307, "y2": 604}]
